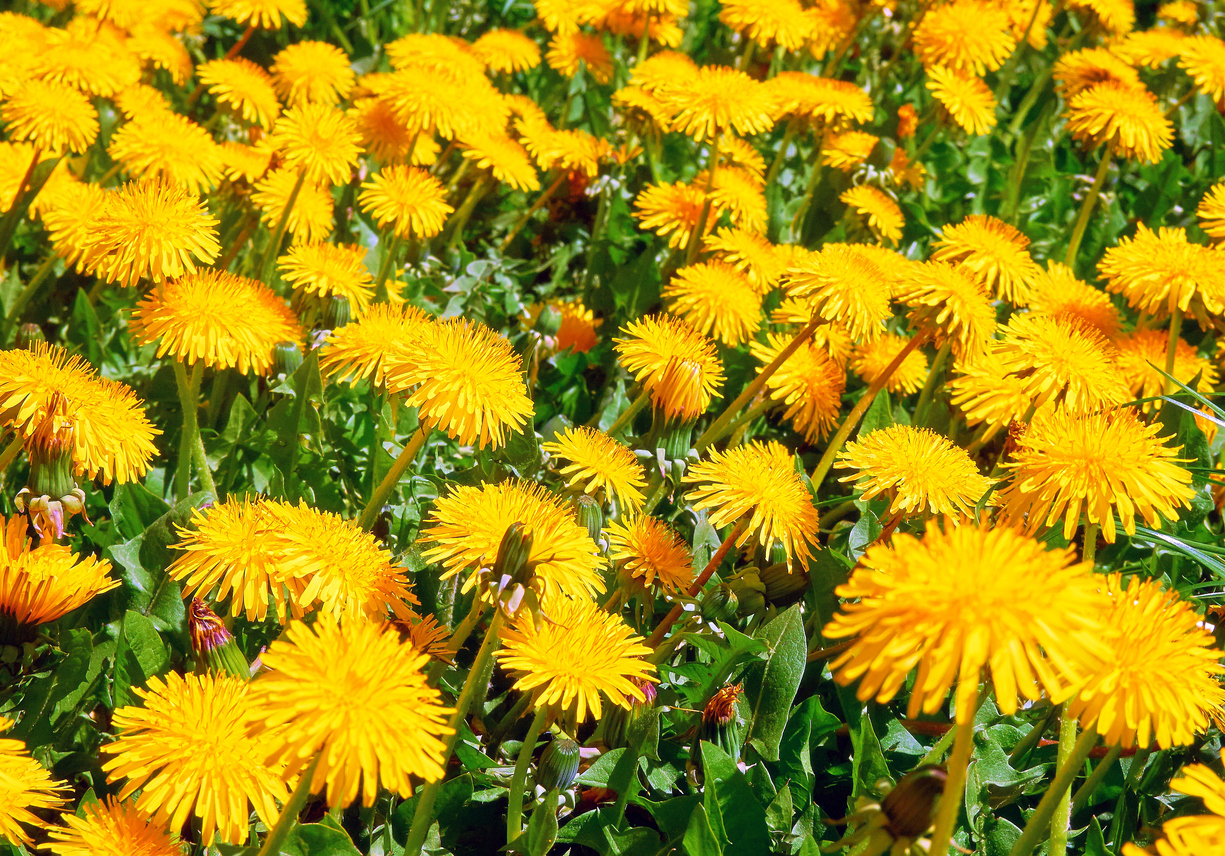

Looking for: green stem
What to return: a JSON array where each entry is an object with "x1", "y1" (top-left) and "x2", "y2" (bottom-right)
[
  {"x1": 501, "y1": 172, "x2": 566, "y2": 251},
  {"x1": 1006, "y1": 64, "x2": 1056, "y2": 138},
  {"x1": 991, "y1": 0, "x2": 1043, "y2": 103},
  {"x1": 918, "y1": 722, "x2": 958, "y2": 768},
  {"x1": 0, "y1": 433, "x2": 23, "y2": 474},
  {"x1": 1124, "y1": 746, "x2": 1152, "y2": 791},
  {"x1": 1048, "y1": 709, "x2": 1078, "y2": 856},
  {"x1": 763, "y1": 119, "x2": 799, "y2": 188},
  {"x1": 1007, "y1": 717, "x2": 1098, "y2": 856},
  {"x1": 604, "y1": 388, "x2": 650, "y2": 437},
  {"x1": 214, "y1": 212, "x2": 258, "y2": 273},
  {"x1": 725, "y1": 398, "x2": 771, "y2": 446},
  {"x1": 0, "y1": 148, "x2": 43, "y2": 266},
  {"x1": 1071, "y1": 744, "x2": 1121, "y2": 816},
  {"x1": 259, "y1": 168, "x2": 306, "y2": 285},
  {"x1": 914, "y1": 338, "x2": 951, "y2": 426},
  {"x1": 506, "y1": 706, "x2": 548, "y2": 843},
  {"x1": 926, "y1": 684, "x2": 978, "y2": 856},
  {"x1": 257, "y1": 753, "x2": 322, "y2": 856},
  {"x1": 640, "y1": 471, "x2": 668, "y2": 515},
  {"x1": 357, "y1": 424, "x2": 430, "y2": 530},
  {"x1": 1082, "y1": 521, "x2": 1099, "y2": 567},
  {"x1": 789, "y1": 142, "x2": 824, "y2": 240},
  {"x1": 582, "y1": 178, "x2": 612, "y2": 291},
  {"x1": 1, "y1": 255, "x2": 56, "y2": 344},
  {"x1": 1009, "y1": 704, "x2": 1057, "y2": 765},
  {"x1": 374, "y1": 231, "x2": 403, "y2": 303},
  {"x1": 173, "y1": 360, "x2": 205, "y2": 503},
  {"x1": 485, "y1": 692, "x2": 532, "y2": 759},
  {"x1": 1063, "y1": 147, "x2": 1112, "y2": 269},
  {"x1": 1163, "y1": 306, "x2": 1182, "y2": 397},
  {"x1": 444, "y1": 175, "x2": 489, "y2": 253}
]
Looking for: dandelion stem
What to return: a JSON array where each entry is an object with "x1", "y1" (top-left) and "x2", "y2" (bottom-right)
[
  {"x1": 604, "y1": 388, "x2": 651, "y2": 437},
  {"x1": 763, "y1": 118, "x2": 799, "y2": 188},
  {"x1": 358, "y1": 424, "x2": 430, "y2": 530},
  {"x1": 501, "y1": 172, "x2": 567, "y2": 251},
  {"x1": 917, "y1": 719, "x2": 958, "y2": 767},
  {"x1": 914, "y1": 338, "x2": 951, "y2": 427},
  {"x1": 486, "y1": 692, "x2": 532, "y2": 759},
  {"x1": 1, "y1": 255, "x2": 57, "y2": 344},
  {"x1": 1071, "y1": 743, "x2": 1122, "y2": 816},
  {"x1": 1163, "y1": 306, "x2": 1182, "y2": 397},
  {"x1": 1063, "y1": 147, "x2": 1112, "y2": 270},
  {"x1": 1007, "y1": 714, "x2": 1098, "y2": 856},
  {"x1": 223, "y1": 24, "x2": 256, "y2": 61},
  {"x1": 173, "y1": 360, "x2": 214, "y2": 502},
  {"x1": 373, "y1": 231, "x2": 403, "y2": 302},
  {"x1": 257, "y1": 752, "x2": 322, "y2": 856},
  {"x1": 444, "y1": 175, "x2": 490, "y2": 252},
  {"x1": 809, "y1": 329, "x2": 931, "y2": 492},
  {"x1": 0, "y1": 147, "x2": 42, "y2": 267},
  {"x1": 1082, "y1": 521, "x2": 1099, "y2": 566},
  {"x1": 725, "y1": 398, "x2": 771, "y2": 447},
  {"x1": 506, "y1": 706, "x2": 548, "y2": 843},
  {"x1": 927, "y1": 684, "x2": 978, "y2": 856},
  {"x1": 259, "y1": 167, "x2": 306, "y2": 285}
]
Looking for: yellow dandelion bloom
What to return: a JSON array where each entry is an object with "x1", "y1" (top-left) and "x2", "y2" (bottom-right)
[
  {"x1": 894, "y1": 261, "x2": 996, "y2": 362},
  {"x1": 271, "y1": 41, "x2": 356, "y2": 106},
  {"x1": 822, "y1": 130, "x2": 879, "y2": 171},
  {"x1": 1180, "y1": 35, "x2": 1225, "y2": 106},
  {"x1": 606, "y1": 515, "x2": 693, "y2": 593},
  {"x1": 131, "y1": 271, "x2": 302, "y2": 375},
  {"x1": 994, "y1": 313, "x2": 1129, "y2": 413},
  {"x1": 695, "y1": 165, "x2": 766, "y2": 233},
  {"x1": 350, "y1": 97, "x2": 438, "y2": 165},
  {"x1": 1, "y1": 79, "x2": 98, "y2": 155},
  {"x1": 947, "y1": 347, "x2": 1033, "y2": 441},
  {"x1": 46, "y1": 797, "x2": 179, "y2": 856},
  {"x1": 496, "y1": 594, "x2": 655, "y2": 722},
  {"x1": 837, "y1": 425, "x2": 993, "y2": 519},
  {"x1": 268, "y1": 102, "x2": 362, "y2": 185},
  {"x1": 107, "y1": 111, "x2": 226, "y2": 195},
  {"x1": 767, "y1": 72, "x2": 873, "y2": 128},
  {"x1": 522, "y1": 125, "x2": 612, "y2": 178},
  {"x1": 1112, "y1": 27, "x2": 1186, "y2": 68},
  {"x1": 32, "y1": 25, "x2": 140, "y2": 98},
  {"x1": 931, "y1": 214, "x2": 1041, "y2": 305},
  {"x1": 1054, "y1": 47, "x2": 1142, "y2": 99},
  {"x1": 849, "y1": 333, "x2": 930, "y2": 395},
  {"x1": 1027, "y1": 261, "x2": 1120, "y2": 337},
  {"x1": 383, "y1": 65, "x2": 509, "y2": 140},
  {"x1": 252, "y1": 167, "x2": 334, "y2": 245},
  {"x1": 1067, "y1": 0, "x2": 1134, "y2": 35},
  {"x1": 721, "y1": 135, "x2": 766, "y2": 179},
  {"x1": 209, "y1": 0, "x2": 308, "y2": 27},
  {"x1": 127, "y1": 28, "x2": 194, "y2": 86},
  {"x1": 1116, "y1": 328, "x2": 1218, "y2": 412},
  {"x1": 460, "y1": 132, "x2": 541, "y2": 192},
  {"x1": 783, "y1": 244, "x2": 892, "y2": 342},
  {"x1": 705, "y1": 227, "x2": 785, "y2": 291},
  {"x1": 1098, "y1": 224, "x2": 1225, "y2": 317},
  {"x1": 913, "y1": 0, "x2": 1016, "y2": 74},
  {"x1": 1005, "y1": 0, "x2": 1051, "y2": 48},
  {"x1": 1066, "y1": 81, "x2": 1173, "y2": 164},
  {"x1": 1157, "y1": 0, "x2": 1197, "y2": 26},
  {"x1": 686, "y1": 440, "x2": 821, "y2": 567},
  {"x1": 394, "y1": 612, "x2": 451, "y2": 660},
  {"x1": 320, "y1": 303, "x2": 433, "y2": 386},
  {"x1": 473, "y1": 28, "x2": 542, "y2": 72},
  {"x1": 358, "y1": 164, "x2": 453, "y2": 239},
  {"x1": 1001, "y1": 406, "x2": 1195, "y2": 543},
  {"x1": 0, "y1": 718, "x2": 65, "y2": 845},
  {"x1": 525, "y1": 301, "x2": 601, "y2": 353},
  {"x1": 632, "y1": 180, "x2": 717, "y2": 250},
  {"x1": 197, "y1": 58, "x2": 280, "y2": 130},
  {"x1": 103, "y1": 672, "x2": 289, "y2": 845},
  {"x1": 278, "y1": 242, "x2": 375, "y2": 316},
  {"x1": 546, "y1": 32, "x2": 613, "y2": 83},
  {"x1": 926, "y1": 65, "x2": 998, "y2": 136},
  {"x1": 825, "y1": 523, "x2": 1106, "y2": 722},
  {"x1": 1198, "y1": 182, "x2": 1225, "y2": 241},
  {"x1": 615, "y1": 315, "x2": 726, "y2": 421},
  {"x1": 720, "y1": 0, "x2": 814, "y2": 50},
  {"x1": 42, "y1": 182, "x2": 108, "y2": 269},
  {"x1": 890, "y1": 148, "x2": 928, "y2": 190},
  {"x1": 386, "y1": 32, "x2": 485, "y2": 74},
  {"x1": 654, "y1": 64, "x2": 775, "y2": 141},
  {"x1": 0, "y1": 343, "x2": 158, "y2": 484},
  {"x1": 0, "y1": 143, "x2": 40, "y2": 213},
  {"x1": 749, "y1": 332, "x2": 845, "y2": 443},
  {"x1": 663, "y1": 261, "x2": 762, "y2": 346},
  {"x1": 839, "y1": 185, "x2": 904, "y2": 245},
  {"x1": 112, "y1": 84, "x2": 172, "y2": 121},
  {"x1": 218, "y1": 142, "x2": 274, "y2": 184},
  {"x1": 542, "y1": 426, "x2": 647, "y2": 509},
  {"x1": 419, "y1": 480, "x2": 605, "y2": 600},
  {"x1": 250, "y1": 615, "x2": 452, "y2": 807}
]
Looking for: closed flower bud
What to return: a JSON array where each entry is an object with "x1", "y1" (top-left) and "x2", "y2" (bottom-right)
[
  {"x1": 661, "y1": 419, "x2": 693, "y2": 462},
  {"x1": 535, "y1": 734, "x2": 581, "y2": 791},
  {"x1": 323, "y1": 294, "x2": 351, "y2": 330},
  {"x1": 494, "y1": 521, "x2": 535, "y2": 586},
  {"x1": 700, "y1": 583, "x2": 739, "y2": 623},
  {"x1": 15, "y1": 323, "x2": 44, "y2": 350},
  {"x1": 603, "y1": 678, "x2": 658, "y2": 750},
  {"x1": 727, "y1": 571, "x2": 767, "y2": 616},
  {"x1": 575, "y1": 495, "x2": 603, "y2": 543},
  {"x1": 696, "y1": 684, "x2": 745, "y2": 764},
  {"x1": 272, "y1": 341, "x2": 303, "y2": 378},
  {"x1": 760, "y1": 561, "x2": 808, "y2": 607},
  {"x1": 188, "y1": 598, "x2": 251, "y2": 680}
]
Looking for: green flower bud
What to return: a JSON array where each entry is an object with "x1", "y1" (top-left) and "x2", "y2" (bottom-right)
[
  {"x1": 575, "y1": 495, "x2": 603, "y2": 543},
  {"x1": 494, "y1": 522, "x2": 535, "y2": 587},
  {"x1": 696, "y1": 684, "x2": 745, "y2": 765},
  {"x1": 727, "y1": 571, "x2": 767, "y2": 617},
  {"x1": 700, "y1": 583, "x2": 739, "y2": 623},
  {"x1": 188, "y1": 598, "x2": 251, "y2": 680},
  {"x1": 661, "y1": 420, "x2": 692, "y2": 461},
  {"x1": 15, "y1": 323, "x2": 44, "y2": 350},
  {"x1": 603, "y1": 679, "x2": 658, "y2": 750},
  {"x1": 535, "y1": 734, "x2": 581, "y2": 791},
  {"x1": 272, "y1": 341, "x2": 303, "y2": 378},
  {"x1": 323, "y1": 295, "x2": 351, "y2": 330}
]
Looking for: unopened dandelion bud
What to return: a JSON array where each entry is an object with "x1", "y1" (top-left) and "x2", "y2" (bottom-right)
[
  {"x1": 323, "y1": 294, "x2": 351, "y2": 330},
  {"x1": 696, "y1": 684, "x2": 745, "y2": 764},
  {"x1": 575, "y1": 495, "x2": 603, "y2": 543},
  {"x1": 15, "y1": 323, "x2": 44, "y2": 350},
  {"x1": 700, "y1": 583, "x2": 739, "y2": 623},
  {"x1": 603, "y1": 678, "x2": 658, "y2": 750},
  {"x1": 880, "y1": 765, "x2": 947, "y2": 838},
  {"x1": 272, "y1": 341, "x2": 303, "y2": 378},
  {"x1": 188, "y1": 598, "x2": 251, "y2": 680},
  {"x1": 535, "y1": 734, "x2": 581, "y2": 791},
  {"x1": 727, "y1": 571, "x2": 766, "y2": 616},
  {"x1": 760, "y1": 561, "x2": 808, "y2": 607},
  {"x1": 17, "y1": 396, "x2": 88, "y2": 543},
  {"x1": 661, "y1": 419, "x2": 692, "y2": 462},
  {"x1": 494, "y1": 521, "x2": 535, "y2": 586}
]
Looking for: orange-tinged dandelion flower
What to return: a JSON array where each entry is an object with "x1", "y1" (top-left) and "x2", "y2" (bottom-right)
[
  {"x1": 268, "y1": 102, "x2": 362, "y2": 185},
  {"x1": 1027, "y1": 261, "x2": 1120, "y2": 337},
  {"x1": 606, "y1": 515, "x2": 693, "y2": 593},
  {"x1": 782, "y1": 244, "x2": 892, "y2": 342},
  {"x1": 663, "y1": 261, "x2": 762, "y2": 346},
  {"x1": 320, "y1": 303, "x2": 433, "y2": 386},
  {"x1": 546, "y1": 32, "x2": 613, "y2": 83},
  {"x1": 895, "y1": 261, "x2": 996, "y2": 362},
  {"x1": 46, "y1": 797, "x2": 179, "y2": 856},
  {"x1": 358, "y1": 164, "x2": 453, "y2": 239},
  {"x1": 271, "y1": 40, "x2": 356, "y2": 106},
  {"x1": 849, "y1": 333, "x2": 930, "y2": 395},
  {"x1": 822, "y1": 130, "x2": 879, "y2": 171},
  {"x1": 686, "y1": 440, "x2": 821, "y2": 567},
  {"x1": 1066, "y1": 81, "x2": 1173, "y2": 164},
  {"x1": 767, "y1": 72, "x2": 872, "y2": 128},
  {"x1": 615, "y1": 315, "x2": 725, "y2": 421},
  {"x1": 1197, "y1": 182, "x2": 1225, "y2": 242},
  {"x1": 1180, "y1": 35, "x2": 1225, "y2": 107},
  {"x1": 209, "y1": 0, "x2": 308, "y2": 27},
  {"x1": 654, "y1": 64, "x2": 775, "y2": 141},
  {"x1": 1, "y1": 80, "x2": 98, "y2": 155},
  {"x1": 1054, "y1": 47, "x2": 1142, "y2": 98},
  {"x1": 913, "y1": 0, "x2": 1016, "y2": 74},
  {"x1": 931, "y1": 214, "x2": 1041, "y2": 305},
  {"x1": 926, "y1": 66, "x2": 998, "y2": 136},
  {"x1": 278, "y1": 242, "x2": 375, "y2": 316},
  {"x1": 349, "y1": 97, "x2": 439, "y2": 165},
  {"x1": 525, "y1": 301, "x2": 601, "y2": 353},
  {"x1": 0, "y1": 718, "x2": 65, "y2": 845},
  {"x1": 719, "y1": 0, "x2": 814, "y2": 50},
  {"x1": 1115, "y1": 328, "x2": 1218, "y2": 412},
  {"x1": 825, "y1": 523, "x2": 1107, "y2": 722},
  {"x1": 542, "y1": 426, "x2": 647, "y2": 509},
  {"x1": 749, "y1": 332, "x2": 845, "y2": 443},
  {"x1": 107, "y1": 111, "x2": 226, "y2": 195},
  {"x1": 460, "y1": 133, "x2": 541, "y2": 192},
  {"x1": 197, "y1": 58, "x2": 280, "y2": 129},
  {"x1": 252, "y1": 167, "x2": 334, "y2": 245},
  {"x1": 1098, "y1": 224, "x2": 1225, "y2": 318},
  {"x1": 472, "y1": 28, "x2": 542, "y2": 73},
  {"x1": 994, "y1": 313, "x2": 1129, "y2": 413},
  {"x1": 839, "y1": 186, "x2": 904, "y2": 245}
]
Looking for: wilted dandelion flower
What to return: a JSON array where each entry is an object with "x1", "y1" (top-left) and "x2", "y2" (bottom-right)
[
  {"x1": 209, "y1": 0, "x2": 308, "y2": 27},
  {"x1": 542, "y1": 426, "x2": 647, "y2": 509},
  {"x1": 460, "y1": 133, "x2": 541, "y2": 192},
  {"x1": 270, "y1": 40, "x2": 355, "y2": 106},
  {"x1": 250, "y1": 615, "x2": 453, "y2": 807},
  {"x1": 839, "y1": 186, "x2": 904, "y2": 245},
  {"x1": 654, "y1": 65, "x2": 775, "y2": 141},
  {"x1": 1000, "y1": 406, "x2": 1195, "y2": 543},
  {"x1": 107, "y1": 111, "x2": 226, "y2": 194},
  {"x1": 719, "y1": 0, "x2": 813, "y2": 50},
  {"x1": 278, "y1": 242, "x2": 375, "y2": 316},
  {"x1": 783, "y1": 244, "x2": 892, "y2": 342},
  {"x1": 419, "y1": 480, "x2": 605, "y2": 600},
  {"x1": 925, "y1": 66, "x2": 998, "y2": 136},
  {"x1": 686, "y1": 440, "x2": 820, "y2": 567},
  {"x1": 824, "y1": 523, "x2": 1106, "y2": 721},
  {"x1": 1098, "y1": 224, "x2": 1225, "y2": 319},
  {"x1": 473, "y1": 28, "x2": 542, "y2": 72},
  {"x1": 1180, "y1": 35, "x2": 1225, "y2": 107},
  {"x1": 663, "y1": 261, "x2": 762, "y2": 346},
  {"x1": 495, "y1": 594, "x2": 656, "y2": 723},
  {"x1": 614, "y1": 315, "x2": 725, "y2": 422},
  {"x1": 606, "y1": 515, "x2": 694, "y2": 593},
  {"x1": 46, "y1": 797, "x2": 179, "y2": 856},
  {"x1": 1066, "y1": 81, "x2": 1174, "y2": 164},
  {"x1": 268, "y1": 102, "x2": 362, "y2": 185},
  {"x1": 931, "y1": 215, "x2": 1041, "y2": 305},
  {"x1": 748, "y1": 332, "x2": 845, "y2": 443},
  {"x1": 1198, "y1": 183, "x2": 1225, "y2": 241},
  {"x1": 2, "y1": 80, "x2": 99, "y2": 156},
  {"x1": 1027, "y1": 261, "x2": 1120, "y2": 337},
  {"x1": 1054, "y1": 47, "x2": 1142, "y2": 99},
  {"x1": 384, "y1": 318, "x2": 534, "y2": 449},
  {"x1": 130, "y1": 271, "x2": 303, "y2": 375},
  {"x1": 1116, "y1": 328, "x2": 1218, "y2": 412},
  {"x1": 103, "y1": 672, "x2": 289, "y2": 845},
  {"x1": 912, "y1": 0, "x2": 1016, "y2": 74},
  {"x1": 632, "y1": 181, "x2": 717, "y2": 249},
  {"x1": 837, "y1": 425, "x2": 993, "y2": 519},
  {"x1": 358, "y1": 164, "x2": 453, "y2": 239},
  {"x1": 197, "y1": 58, "x2": 280, "y2": 129},
  {"x1": 895, "y1": 261, "x2": 996, "y2": 362},
  {"x1": 321, "y1": 304, "x2": 433, "y2": 386},
  {"x1": 252, "y1": 167, "x2": 335, "y2": 245},
  {"x1": 994, "y1": 313, "x2": 1129, "y2": 413},
  {"x1": 849, "y1": 334, "x2": 930, "y2": 395},
  {"x1": 0, "y1": 717, "x2": 65, "y2": 845},
  {"x1": 546, "y1": 32, "x2": 614, "y2": 83}
]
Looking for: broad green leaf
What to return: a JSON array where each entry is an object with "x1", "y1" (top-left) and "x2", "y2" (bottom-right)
[
  {"x1": 112, "y1": 610, "x2": 169, "y2": 709},
  {"x1": 681, "y1": 803, "x2": 723, "y2": 856},
  {"x1": 699, "y1": 742, "x2": 771, "y2": 854},
  {"x1": 857, "y1": 389, "x2": 893, "y2": 439},
  {"x1": 834, "y1": 683, "x2": 889, "y2": 801},
  {"x1": 743, "y1": 605, "x2": 807, "y2": 762},
  {"x1": 523, "y1": 791, "x2": 559, "y2": 856}
]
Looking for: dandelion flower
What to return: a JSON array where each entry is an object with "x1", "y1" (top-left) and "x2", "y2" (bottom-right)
[
  {"x1": 721, "y1": 135, "x2": 766, "y2": 179},
  {"x1": 926, "y1": 66, "x2": 998, "y2": 136},
  {"x1": 698, "y1": 165, "x2": 766, "y2": 232},
  {"x1": 495, "y1": 594, "x2": 655, "y2": 722},
  {"x1": 894, "y1": 261, "x2": 996, "y2": 362},
  {"x1": 1180, "y1": 35, "x2": 1225, "y2": 107},
  {"x1": 1, "y1": 80, "x2": 98, "y2": 155},
  {"x1": 849, "y1": 334, "x2": 929, "y2": 395},
  {"x1": 837, "y1": 425, "x2": 993, "y2": 519},
  {"x1": 521, "y1": 125, "x2": 611, "y2": 178},
  {"x1": 1066, "y1": 81, "x2": 1174, "y2": 164},
  {"x1": 31, "y1": 26, "x2": 140, "y2": 98},
  {"x1": 385, "y1": 33, "x2": 485, "y2": 74},
  {"x1": 633, "y1": 180, "x2": 716, "y2": 249},
  {"x1": 748, "y1": 332, "x2": 845, "y2": 443},
  {"x1": 912, "y1": 0, "x2": 1016, "y2": 74},
  {"x1": 525, "y1": 301, "x2": 600, "y2": 353},
  {"x1": 686, "y1": 440, "x2": 821, "y2": 567},
  {"x1": 1000, "y1": 406, "x2": 1195, "y2": 543},
  {"x1": 822, "y1": 130, "x2": 879, "y2": 171},
  {"x1": 46, "y1": 797, "x2": 179, "y2": 856},
  {"x1": 0, "y1": 718, "x2": 65, "y2": 845},
  {"x1": 131, "y1": 271, "x2": 302, "y2": 375},
  {"x1": 615, "y1": 315, "x2": 725, "y2": 421},
  {"x1": 767, "y1": 72, "x2": 873, "y2": 128},
  {"x1": 931, "y1": 215, "x2": 1041, "y2": 304},
  {"x1": 719, "y1": 0, "x2": 814, "y2": 50},
  {"x1": 1113, "y1": 28, "x2": 1186, "y2": 68},
  {"x1": 268, "y1": 102, "x2": 362, "y2": 185},
  {"x1": 383, "y1": 66, "x2": 509, "y2": 140},
  {"x1": 197, "y1": 58, "x2": 280, "y2": 129},
  {"x1": 320, "y1": 304, "x2": 433, "y2": 386},
  {"x1": 1098, "y1": 224, "x2": 1225, "y2": 318},
  {"x1": 1028, "y1": 261, "x2": 1120, "y2": 337},
  {"x1": 783, "y1": 244, "x2": 892, "y2": 341},
  {"x1": 705, "y1": 227, "x2": 785, "y2": 290},
  {"x1": 1067, "y1": 0, "x2": 1134, "y2": 35},
  {"x1": 889, "y1": 148, "x2": 927, "y2": 189},
  {"x1": 209, "y1": 0, "x2": 308, "y2": 28},
  {"x1": 606, "y1": 515, "x2": 693, "y2": 593},
  {"x1": 460, "y1": 133, "x2": 541, "y2": 192},
  {"x1": 542, "y1": 427, "x2": 647, "y2": 509},
  {"x1": 655, "y1": 64, "x2": 774, "y2": 141},
  {"x1": 839, "y1": 186, "x2": 904, "y2": 245},
  {"x1": 252, "y1": 167, "x2": 334, "y2": 245},
  {"x1": 663, "y1": 261, "x2": 762, "y2": 346},
  {"x1": 350, "y1": 97, "x2": 437, "y2": 164},
  {"x1": 358, "y1": 164, "x2": 453, "y2": 239},
  {"x1": 1116, "y1": 328, "x2": 1218, "y2": 412},
  {"x1": 419, "y1": 480, "x2": 604, "y2": 600},
  {"x1": 1198, "y1": 183, "x2": 1225, "y2": 241},
  {"x1": 107, "y1": 111, "x2": 226, "y2": 194},
  {"x1": 127, "y1": 28, "x2": 194, "y2": 87},
  {"x1": 546, "y1": 32, "x2": 613, "y2": 83},
  {"x1": 947, "y1": 347, "x2": 1034, "y2": 442},
  {"x1": 271, "y1": 41, "x2": 356, "y2": 106},
  {"x1": 1157, "y1": 0, "x2": 1197, "y2": 26},
  {"x1": 1054, "y1": 47, "x2": 1142, "y2": 99},
  {"x1": 278, "y1": 242, "x2": 375, "y2": 316},
  {"x1": 824, "y1": 523, "x2": 1106, "y2": 721},
  {"x1": 994, "y1": 313, "x2": 1129, "y2": 413},
  {"x1": 472, "y1": 28, "x2": 542, "y2": 72}
]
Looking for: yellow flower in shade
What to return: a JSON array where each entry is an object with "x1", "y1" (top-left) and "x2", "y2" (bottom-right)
[
  {"x1": 930, "y1": 214, "x2": 1041, "y2": 305},
  {"x1": 685, "y1": 440, "x2": 821, "y2": 567},
  {"x1": 1157, "y1": 0, "x2": 1198, "y2": 26},
  {"x1": 1054, "y1": 47, "x2": 1142, "y2": 99},
  {"x1": 632, "y1": 181, "x2": 717, "y2": 250},
  {"x1": 705, "y1": 227, "x2": 785, "y2": 291},
  {"x1": 824, "y1": 523, "x2": 1106, "y2": 722},
  {"x1": 197, "y1": 58, "x2": 280, "y2": 129},
  {"x1": 839, "y1": 186, "x2": 904, "y2": 245},
  {"x1": 460, "y1": 133, "x2": 541, "y2": 192},
  {"x1": 542, "y1": 426, "x2": 647, "y2": 509},
  {"x1": 0, "y1": 343, "x2": 158, "y2": 484},
  {"x1": 0, "y1": 718, "x2": 65, "y2": 845},
  {"x1": 721, "y1": 135, "x2": 766, "y2": 179},
  {"x1": 994, "y1": 313, "x2": 1129, "y2": 413},
  {"x1": 605, "y1": 515, "x2": 694, "y2": 593},
  {"x1": 1116, "y1": 328, "x2": 1218, "y2": 412},
  {"x1": 320, "y1": 303, "x2": 433, "y2": 386},
  {"x1": 249, "y1": 615, "x2": 452, "y2": 807},
  {"x1": 107, "y1": 111, "x2": 226, "y2": 195},
  {"x1": 546, "y1": 32, "x2": 613, "y2": 83},
  {"x1": 209, "y1": 0, "x2": 308, "y2": 27},
  {"x1": 719, "y1": 0, "x2": 813, "y2": 50},
  {"x1": 1198, "y1": 182, "x2": 1225, "y2": 241},
  {"x1": 1098, "y1": 224, "x2": 1225, "y2": 318},
  {"x1": 1113, "y1": 28, "x2": 1187, "y2": 68},
  {"x1": 252, "y1": 167, "x2": 334, "y2": 245},
  {"x1": 268, "y1": 102, "x2": 362, "y2": 185},
  {"x1": 1067, "y1": 0, "x2": 1134, "y2": 35},
  {"x1": 889, "y1": 148, "x2": 927, "y2": 190},
  {"x1": 654, "y1": 65, "x2": 775, "y2": 141},
  {"x1": 46, "y1": 797, "x2": 179, "y2": 856},
  {"x1": 130, "y1": 271, "x2": 302, "y2": 375},
  {"x1": 525, "y1": 301, "x2": 601, "y2": 353},
  {"x1": 1006, "y1": 0, "x2": 1051, "y2": 48},
  {"x1": 419, "y1": 480, "x2": 605, "y2": 600},
  {"x1": 495, "y1": 594, "x2": 655, "y2": 723},
  {"x1": 75, "y1": 179, "x2": 220, "y2": 288},
  {"x1": 103, "y1": 672, "x2": 289, "y2": 845},
  {"x1": 358, "y1": 164, "x2": 453, "y2": 239},
  {"x1": 836, "y1": 425, "x2": 993, "y2": 519},
  {"x1": 849, "y1": 333, "x2": 930, "y2": 396},
  {"x1": 1027, "y1": 261, "x2": 1120, "y2": 337},
  {"x1": 1180, "y1": 35, "x2": 1225, "y2": 107},
  {"x1": 663, "y1": 261, "x2": 762, "y2": 346},
  {"x1": 749, "y1": 332, "x2": 845, "y2": 443},
  {"x1": 925, "y1": 66, "x2": 998, "y2": 136},
  {"x1": 614, "y1": 315, "x2": 725, "y2": 422},
  {"x1": 350, "y1": 97, "x2": 439, "y2": 165},
  {"x1": 1000, "y1": 406, "x2": 1195, "y2": 543},
  {"x1": 1066, "y1": 81, "x2": 1174, "y2": 164},
  {"x1": 112, "y1": 84, "x2": 173, "y2": 121},
  {"x1": 947, "y1": 347, "x2": 1034, "y2": 442},
  {"x1": 894, "y1": 261, "x2": 996, "y2": 362},
  {"x1": 766, "y1": 72, "x2": 873, "y2": 128},
  {"x1": 0, "y1": 516, "x2": 119, "y2": 641},
  {"x1": 912, "y1": 0, "x2": 1016, "y2": 74},
  {"x1": 384, "y1": 318, "x2": 534, "y2": 448},
  {"x1": 128, "y1": 28, "x2": 194, "y2": 87},
  {"x1": 783, "y1": 244, "x2": 893, "y2": 342},
  {"x1": 822, "y1": 130, "x2": 879, "y2": 171},
  {"x1": 278, "y1": 242, "x2": 375, "y2": 316},
  {"x1": 271, "y1": 41, "x2": 356, "y2": 106},
  {"x1": 473, "y1": 28, "x2": 542, "y2": 72},
  {"x1": 1, "y1": 80, "x2": 98, "y2": 155},
  {"x1": 1123, "y1": 820, "x2": 1225, "y2": 856},
  {"x1": 1058, "y1": 574, "x2": 1225, "y2": 750}
]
